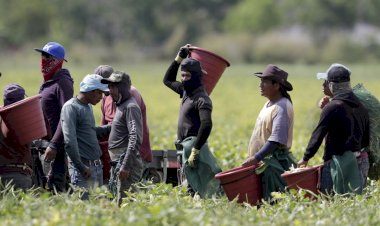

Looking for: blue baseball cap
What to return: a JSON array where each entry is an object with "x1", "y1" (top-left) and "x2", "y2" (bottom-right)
[
  {"x1": 34, "y1": 42, "x2": 67, "y2": 62},
  {"x1": 80, "y1": 74, "x2": 109, "y2": 93}
]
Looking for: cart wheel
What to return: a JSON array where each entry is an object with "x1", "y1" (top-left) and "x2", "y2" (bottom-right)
[{"x1": 145, "y1": 168, "x2": 163, "y2": 183}]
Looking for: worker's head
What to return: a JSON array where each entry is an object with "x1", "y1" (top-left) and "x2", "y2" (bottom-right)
[{"x1": 3, "y1": 84, "x2": 25, "y2": 106}]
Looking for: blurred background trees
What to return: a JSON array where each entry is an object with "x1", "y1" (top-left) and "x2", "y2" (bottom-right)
[{"x1": 1, "y1": 0, "x2": 380, "y2": 64}]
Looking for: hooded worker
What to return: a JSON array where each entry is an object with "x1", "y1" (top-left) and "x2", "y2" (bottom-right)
[
  {"x1": 33, "y1": 41, "x2": 73, "y2": 192},
  {"x1": 163, "y1": 44, "x2": 222, "y2": 198},
  {"x1": 101, "y1": 71, "x2": 144, "y2": 206},
  {"x1": 0, "y1": 84, "x2": 32, "y2": 190},
  {"x1": 298, "y1": 63, "x2": 370, "y2": 194}
]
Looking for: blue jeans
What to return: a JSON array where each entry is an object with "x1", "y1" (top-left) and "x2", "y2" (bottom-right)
[{"x1": 68, "y1": 160, "x2": 103, "y2": 199}]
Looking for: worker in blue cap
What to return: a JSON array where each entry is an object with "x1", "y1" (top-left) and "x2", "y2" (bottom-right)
[{"x1": 34, "y1": 41, "x2": 73, "y2": 192}]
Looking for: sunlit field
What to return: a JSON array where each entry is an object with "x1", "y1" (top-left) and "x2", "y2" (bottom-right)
[{"x1": 1, "y1": 60, "x2": 380, "y2": 225}]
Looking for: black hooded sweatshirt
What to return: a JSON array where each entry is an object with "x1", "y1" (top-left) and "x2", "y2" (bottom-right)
[
  {"x1": 303, "y1": 92, "x2": 369, "y2": 161},
  {"x1": 163, "y1": 61, "x2": 212, "y2": 150}
]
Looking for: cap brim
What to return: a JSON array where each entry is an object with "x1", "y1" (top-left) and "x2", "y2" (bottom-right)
[
  {"x1": 316, "y1": 73, "x2": 327, "y2": 80},
  {"x1": 101, "y1": 78, "x2": 117, "y2": 84},
  {"x1": 253, "y1": 72, "x2": 263, "y2": 77},
  {"x1": 100, "y1": 88, "x2": 110, "y2": 93},
  {"x1": 34, "y1": 48, "x2": 67, "y2": 62}
]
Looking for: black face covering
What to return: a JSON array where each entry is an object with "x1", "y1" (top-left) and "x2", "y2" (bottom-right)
[
  {"x1": 182, "y1": 71, "x2": 202, "y2": 93},
  {"x1": 181, "y1": 58, "x2": 203, "y2": 94}
]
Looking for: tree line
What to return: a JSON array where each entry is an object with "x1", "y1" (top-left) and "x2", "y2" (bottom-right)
[{"x1": 1, "y1": 0, "x2": 380, "y2": 63}]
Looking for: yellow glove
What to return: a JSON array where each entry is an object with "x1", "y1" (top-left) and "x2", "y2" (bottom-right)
[{"x1": 188, "y1": 148, "x2": 200, "y2": 168}]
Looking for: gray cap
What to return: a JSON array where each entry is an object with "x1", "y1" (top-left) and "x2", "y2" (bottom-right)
[
  {"x1": 94, "y1": 65, "x2": 114, "y2": 78},
  {"x1": 317, "y1": 63, "x2": 351, "y2": 83},
  {"x1": 101, "y1": 72, "x2": 131, "y2": 85}
]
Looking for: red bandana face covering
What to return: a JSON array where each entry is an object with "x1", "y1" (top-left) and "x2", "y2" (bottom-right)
[{"x1": 41, "y1": 57, "x2": 64, "y2": 81}]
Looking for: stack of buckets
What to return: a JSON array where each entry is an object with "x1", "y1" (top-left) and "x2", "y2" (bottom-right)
[
  {"x1": 0, "y1": 95, "x2": 47, "y2": 144},
  {"x1": 215, "y1": 165, "x2": 262, "y2": 205},
  {"x1": 188, "y1": 46, "x2": 230, "y2": 95}
]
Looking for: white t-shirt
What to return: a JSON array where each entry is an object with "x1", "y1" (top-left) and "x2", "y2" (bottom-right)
[{"x1": 248, "y1": 97, "x2": 294, "y2": 157}]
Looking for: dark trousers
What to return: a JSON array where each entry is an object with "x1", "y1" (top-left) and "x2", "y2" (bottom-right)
[{"x1": 46, "y1": 149, "x2": 69, "y2": 192}]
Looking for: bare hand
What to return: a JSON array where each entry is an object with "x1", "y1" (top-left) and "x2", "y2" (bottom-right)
[
  {"x1": 242, "y1": 156, "x2": 258, "y2": 167},
  {"x1": 118, "y1": 168, "x2": 130, "y2": 180},
  {"x1": 297, "y1": 159, "x2": 308, "y2": 168},
  {"x1": 82, "y1": 166, "x2": 92, "y2": 178},
  {"x1": 318, "y1": 96, "x2": 330, "y2": 109},
  {"x1": 44, "y1": 147, "x2": 57, "y2": 162}
]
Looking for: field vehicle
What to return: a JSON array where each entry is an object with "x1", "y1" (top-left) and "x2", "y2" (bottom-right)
[
  {"x1": 31, "y1": 139, "x2": 182, "y2": 187},
  {"x1": 144, "y1": 149, "x2": 181, "y2": 186}
]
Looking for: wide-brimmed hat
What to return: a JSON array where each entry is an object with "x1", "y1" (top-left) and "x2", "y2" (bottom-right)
[
  {"x1": 254, "y1": 64, "x2": 293, "y2": 91},
  {"x1": 34, "y1": 42, "x2": 67, "y2": 62},
  {"x1": 316, "y1": 63, "x2": 350, "y2": 83}
]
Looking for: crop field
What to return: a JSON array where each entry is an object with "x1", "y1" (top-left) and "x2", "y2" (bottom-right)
[{"x1": 1, "y1": 61, "x2": 380, "y2": 225}]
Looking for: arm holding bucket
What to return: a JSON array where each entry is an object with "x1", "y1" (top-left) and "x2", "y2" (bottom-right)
[
  {"x1": 163, "y1": 61, "x2": 184, "y2": 96},
  {"x1": 163, "y1": 45, "x2": 192, "y2": 96},
  {"x1": 174, "y1": 45, "x2": 190, "y2": 63},
  {"x1": 243, "y1": 141, "x2": 279, "y2": 167}
]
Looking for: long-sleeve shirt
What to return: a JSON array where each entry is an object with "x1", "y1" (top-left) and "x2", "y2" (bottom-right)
[
  {"x1": 303, "y1": 92, "x2": 369, "y2": 161},
  {"x1": 61, "y1": 97, "x2": 110, "y2": 172},
  {"x1": 108, "y1": 97, "x2": 143, "y2": 170},
  {"x1": 100, "y1": 86, "x2": 152, "y2": 162},
  {"x1": 39, "y1": 69, "x2": 73, "y2": 150},
  {"x1": 163, "y1": 61, "x2": 213, "y2": 150}
]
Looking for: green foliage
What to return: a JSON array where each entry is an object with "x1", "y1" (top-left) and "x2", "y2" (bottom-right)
[
  {"x1": 0, "y1": 0, "x2": 53, "y2": 47},
  {"x1": 1, "y1": 176, "x2": 380, "y2": 225},
  {"x1": 223, "y1": 0, "x2": 282, "y2": 33},
  {"x1": 1, "y1": 63, "x2": 380, "y2": 224},
  {"x1": 284, "y1": 0, "x2": 357, "y2": 30},
  {"x1": 2, "y1": 0, "x2": 380, "y2": 63}
]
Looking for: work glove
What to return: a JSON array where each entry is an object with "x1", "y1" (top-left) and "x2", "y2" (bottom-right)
[
  {"x1": 175, "y1": 44, "x2": 190, "y2": 63},
  {"x1": 188, "y1": 147, "x2": 200, "y2": 168}
]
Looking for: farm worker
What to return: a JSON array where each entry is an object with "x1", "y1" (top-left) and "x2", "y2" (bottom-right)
[
  {"x1": 61, "y1": 74, "x2": 111, "y2": 199},
  {"x1": 315, "y1": 65, "x2": 370, "y2": 189},
  {"x1": 0, "y1": 84, "x2": 32, "y2": 190},
  {"x1": 34, "y1": 41, "x2": 73, "y2": 192},
  {"x1": 100, "y1": 71, "x2": 143, "y2": 207},
  {"x1": 242, "y1": 64, "x2": 296, "y2": 201},
  {"x1": 298, "y1": 63, "x2": 370, "y2": 194},
  {"x1": 94, "y1": 65, "x2": 152, "y2": 185},
  {"x1": 163, "y1": 44, "x2": 221, "y2": 198}
]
